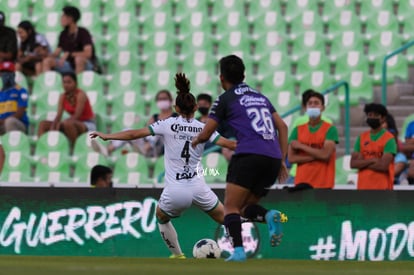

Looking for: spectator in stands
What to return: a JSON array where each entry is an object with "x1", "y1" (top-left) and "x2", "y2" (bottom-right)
[
  {"x1": 0, "y1": 61, "x2": 29, "y2": 134},
  {"x1": 40, "y1": 6, "x2": 97, "y2": 74},
  {"x1": 383, "y1": 114, "x2": 408, "y2": 185},
  {"x1": 350, "y1": 103, "x2": 397, "y2": 190},
  {"x1": 90, "y1": 165, "x2": 113, "y2": 188},
  {"x1": 287, "y1": 90, "x2": 339, "y2": 189},
  {"x1": 16, "y1": 20, "x2": 51, "y2": 77},
  {"x1": 37, "y1": 72, "x2": 95, "y2": 149},
  {"x1": 0, "y1": 11, "x2": 18, "y2": 64}
]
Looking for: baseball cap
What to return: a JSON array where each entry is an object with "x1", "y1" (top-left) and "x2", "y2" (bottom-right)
[
  {"x1": 0, "y1": 11, "x2": 5, "y2": 25},
  {"x1": 0, "y1": 62, "x2": 16, "y2": 72}
]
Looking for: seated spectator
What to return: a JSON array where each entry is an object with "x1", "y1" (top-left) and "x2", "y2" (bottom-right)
[
  {"x1": 0, "y1": 11, "x2": 18, "y2": 64},
  {"x1": 0, "y1": 62, "x2": 29, "y2": 134},
  {"x1": 16, "y1": 20, "x2": 51, "y2": 77},
  {"x1": 40, "y1": 6, "x2": 98, "y2": 74},
  {"x1": 383, "y1": 114, "x2": 408, "y2": 185},
  {"x1": 37, "y1": 72, "x2": 95, "y2": 148},
  {"x1": 90, "y1": 165, "x2": 113, "y2": 188}
]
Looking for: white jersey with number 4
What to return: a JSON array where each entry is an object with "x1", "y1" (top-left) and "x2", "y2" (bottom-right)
[{"x1": 149, "y1": 116, "x2": 220, "y2": 186}]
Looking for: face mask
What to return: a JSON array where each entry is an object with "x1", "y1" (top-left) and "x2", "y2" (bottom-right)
[
  {"x1": 198, "y1": 107, "x2": 209, "y2": 116},
  {"x1": 1, "y1": 72, "x2": 16, "y2": 90},
  {"x1": 156, "y1": 100, "x2": 171, "y2": 111},
  {"x1": 306, "y1": 108, "x2": 321, "y2": 119},
  {"x1": 366, "y1": 118, "x2": 381, "y2": 129}
]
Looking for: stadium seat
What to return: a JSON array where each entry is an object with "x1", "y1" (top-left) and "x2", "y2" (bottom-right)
[
  {"x1": 109, "y1": 90, "x2": 147, "y2": 120},
  {"x1": 15, "y1": 71, "x2": 29, "y2": 90},
  {"x1": 109, "y1": 111, "x2": 146, "y2": 133},
  {"x1": 142, "y1": 70, "x2": 174, "y2": 97},
  {"x1": 72, "y1": 132, "x2": 102, "y2": 157},
  {"x1": 252, "y1": 31, "x2": 289, "y2": 60},
  {"x1": 1, "y1": 131, "x2": 31, "y2": 154},
  {"x1": 177, "y1": 32, "x2": 215, "y2": 57},
  {"x1": 298, "y1": 71, "x2": 334, "y2": 97},
  {"x1": 104, "y1": 50, "x2": 140, "y2": 74},
  {"x1": 104, "y1": 31, "x2": 139, "y2": 60},
  {"x1": 34, "y1": 162, "x2": 72, "y2": 183},
  {"x1": 112, "y1": 152, "x2": 151, "y2": 185},
  {"x1": 364, "y1": 11, "x2": 399, "y2": 37},
  {"x1": 210, "y1": 0, "x2": 246, "y2": 24},
  {"x1": 247, "y1": 1, "x2": 282, "y2": 23},
  {"x1": 200, "y1": 152, "x2": 228, "y2": 184},
  {"x1": 294, "y1": 51, "x2": 331, "y2": 78},
  {"x1": 105, "y1": 11, "x2": 140, "y2": 36},
  {"x1": 283, "y1": 0, "x2": 320, "y2": 22},
  {"x1": 32, "y1": 71, "x2": 62, "y2": 100},
  {"x1": 33, "y1": 12, "x2": 61, "y2": 33},
  {"x1": 1, "y1": 10, "x2": 24, "y2": 28},
  {"x1": 322, "y1": 0, "x2": 356, "y2": 21},
  {"x1": 367, "y1": 31, "x2": 403, "y2": 61},
  {"x1": 1, "y1": 151, "x2": 34, "y2": 183},
  {"x1": 35, "y1": 130, "x2": 71, "y2": 157},
  {"x1": 31, "y1": 0, "x2": 65, "y2": 21},
  {"x1": 340, "y1": 71, "x2": 374, "y2": 105},
  {"x1": 399, "y1": 113, "x2": 414, "y2": 142},
  {"x1": 290, "y1": 31, "x2": 328, "y2": 59},
  {"x1": 175, "y1": 7, "x2": 211, "y2": 39},
  {"x1": 287, "y1": 10, "x2": 324, "y2": 35},
  {"x1": 328, "y1": 31, "x2": 365, "y2": 59},
  {"x1": 258, "y1": 71, "x2": 297, "y2": 95},
  {"x1": 151, "y1": 155, "x2": 165, "y2": 186},
  {"x1": 212, "y1": 10, "x2": 250, "y2": 38},
  {"x1": 107, "y1": 70, "x2": 142, "y2": 97},
  {"x1": 103, "y1": 0, "x2": 138, "y2": 18},
  {"x1": 138, "y1": 0, "x2": 173, "y2": 22},
  {"x1": 325, "y1": 9, "x2": 362, "y2": 35},
  {"x1": 398, "y1": 0, "x2": 414, "y2": 41},
  {"x1": 79, "y1": 11, "x2": 105, "y2": 41},
  {"x1": 335, "y1": 155, "x2": 358, "y2": 185},
  {"x1": 254, "y1": 50, "x2": 292, "y2": 80},
  {"x1": 358, "y1": 0, "x2": 395, "y2": 22},
  {"x1": 139, "y1": 11, "x2": 176, "y2": 38},
  {"x1": 215, "y1": 31, "x2": 253, "y2": 60},
  {"x1": 141, "y1": 51, "x2": 179, "y2": 77},
  {"x1": 322, "y1": 93, "x2": 341, "y2": 122},
  {"x1": 266, "y1": 89, "x2": 301, "y2": 116},
  {"x1": 140, "y1": 31, "x2": 178, "y2": 58},
  {"x1": 73, "y1": 152, "x2": 110, "y2": 183},
  {"x1": 372, "y1": 54, "x2": 408, "y2": 84},
  {"x1": 334, "y1": 51, "x2": 370, "y2": 80}
]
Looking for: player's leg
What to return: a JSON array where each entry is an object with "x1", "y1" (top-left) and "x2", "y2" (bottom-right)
[
  {"x1": 156, "y1": 206, "x2": 185, "y2": 259},
  {"x1": 157, "y1": 187, "x2": 192, "y2": 259}
]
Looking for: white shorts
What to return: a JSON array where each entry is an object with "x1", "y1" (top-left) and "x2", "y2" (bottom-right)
[{"x1": 158, "y1": 182, "x2": 219, "y2": 218}]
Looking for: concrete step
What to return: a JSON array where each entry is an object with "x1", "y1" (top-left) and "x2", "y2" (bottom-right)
[{"x1": 387, "y1": 105, "x2": 414, "y2": 117}]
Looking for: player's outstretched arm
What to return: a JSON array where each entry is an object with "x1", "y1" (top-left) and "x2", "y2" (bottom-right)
[
  {"x1": 89, "y1": 128, "x2": 152, "y2": 141},
  {"x1": 192, "y1": 118, "x2": 218, "y2": 147},
  {"x1": 215, "y1": 137, "x2": 237, "y2": 151}
]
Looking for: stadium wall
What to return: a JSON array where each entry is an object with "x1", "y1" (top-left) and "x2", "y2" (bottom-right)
[{"x1": 0, "y1": 188, "x2": 413, "y2": 261}]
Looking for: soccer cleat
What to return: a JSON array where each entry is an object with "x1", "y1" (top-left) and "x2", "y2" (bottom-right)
[
  {"x1": 225, "y1": 247, "x2": 246, "y2": 262},
  {"x1": 265, "y1": 210, "x2": 288, "y2": 247},
  {"x1": 169, "y1": 253, "x2": 186, "y2": 259}
]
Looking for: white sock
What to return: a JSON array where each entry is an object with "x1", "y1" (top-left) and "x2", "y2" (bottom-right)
[{"x1": 158, "y1": 221, "x2": 183, "y2": 256}]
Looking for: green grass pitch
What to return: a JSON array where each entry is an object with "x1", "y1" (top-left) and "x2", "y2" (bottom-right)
[{"x1": 1, "y1": 256, "x2": 414, "y2": 275}]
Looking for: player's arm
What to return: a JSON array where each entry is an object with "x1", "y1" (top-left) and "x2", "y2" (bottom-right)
[
  {"x1": 192, "y1": 118, "x2": 218, "y2": 147},
  {"x1": 366, "y1": 153, "x2": 394, "y2": 172},
  {"x1": 294, "y1": 140, "x2": 336, "y2": 162},
  {"x1": 350, "y1": 152, "x2": 376, "y2": 169},
  {"x1": 90, "y1": 127, "x2": 151, "y2": 141},
  {"x1": 272, "y1": 112, "x2": 288, "y2": 159},
  {"x1": 214, "y1": 136, "x2": 237, "y2": 151}
]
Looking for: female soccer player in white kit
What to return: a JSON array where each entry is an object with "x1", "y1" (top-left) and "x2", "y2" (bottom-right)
[{"x1": 90, "y1": 73, "x2": 236, "y2": 259}]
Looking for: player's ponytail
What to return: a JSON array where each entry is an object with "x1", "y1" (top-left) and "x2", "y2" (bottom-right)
[{"x1": 175, "y1": 73, "x2": 196, "y2": 117}]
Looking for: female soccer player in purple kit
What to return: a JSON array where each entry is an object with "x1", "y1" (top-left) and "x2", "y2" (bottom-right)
[{"x1": 192, "y1": 55, "x2": 289, "y2": 262}]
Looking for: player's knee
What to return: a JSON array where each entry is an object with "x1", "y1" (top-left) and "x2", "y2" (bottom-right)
[{"x1": 156, "y1": 207, "x2": 170, "y2": 224}]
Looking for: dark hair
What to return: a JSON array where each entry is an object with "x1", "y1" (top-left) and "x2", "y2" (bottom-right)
[
  {"x1": 62, "y1": 6, "x2": 81, "y2": 22},
  {"x1": 61, "y1": 71, "x2": 77, "y2": 83},
  {"x1": 90, "y1": 165, "x2": 112, "y2": 186},
  {"x1": 0, "y1": 11, "x2": 5, "y2": 26},
  {"x1": 364, "y1": 103, "x2": 388, "y2": 117},
  {"x1": 385, "y1": 113, "x2": 398, "y2": 135},
  {"x1": 219, "y1": 55, "x2": 245, "y2": 84},
  {"x1": 196, "y1": 93, "x2": 212, "y2": 104},
  {"x1": 175, "y1": 73, "x2": 196, "y2": 116},
  {"x1": 302, "y1": 89, "x2": 325, "y2": 106},
  {"x1": 155, "y1": 89, "x2": 173, "y2": 101},
  {"x1": 18, "y1": 20, "x2": 37, "y2": 52}
]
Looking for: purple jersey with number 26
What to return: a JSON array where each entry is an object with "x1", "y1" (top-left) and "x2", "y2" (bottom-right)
[{"x1": 209, "y1": 83, "x2": 282, "y2": 159}]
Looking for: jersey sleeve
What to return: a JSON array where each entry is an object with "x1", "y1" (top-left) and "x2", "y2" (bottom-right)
[
  {"x1": 148, "y1": 119, "x2": 168, "y2": 136},
  {"x1": 353, "y1": 136, "x2": 361, "y2": 153},
  {"x1": 384, "y1": 137, "x2": 397, "y2": 155},
  {"x1": 209, "y1": 95, "x2": 226, "y2": 123},
  {"x1": 288, "y1": 127, "x2": 298, "y2": 143},
  {"x1": 326, "y1": 125, "x2": 339, "y2": 143},
  {"x1": 209, "y1": 131, "x2": 220, "y2": 144}
]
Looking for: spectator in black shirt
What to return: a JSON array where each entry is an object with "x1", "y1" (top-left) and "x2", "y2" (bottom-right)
[
  {"x1": 40, "y1": 6, "x2": 97, "y2": 74},
  {"x1": 0, "y1": 11, "x2": 18, "y2": 63}
]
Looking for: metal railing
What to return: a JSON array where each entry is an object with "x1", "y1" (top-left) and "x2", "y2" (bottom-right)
[
  {"x1": 381, "y1": 39, "x2": 414, "y2": 105},
  {"x1": 281, "y1": 81, "x2": 351, "y2": 154}
]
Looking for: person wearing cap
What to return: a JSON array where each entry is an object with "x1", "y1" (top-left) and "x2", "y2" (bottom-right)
[
  {"x1": 350, "y1": 103, "x2": 397, "y2": 190},
  {"x1": 0, "y1": 11, "x2": 18, "y2": 63},
  {"x1": 0, "y1": 61, "x2": 29, "y2": 134},
  {"x1": 40, "y1": 5, "x2": 97, "y2": 74}
]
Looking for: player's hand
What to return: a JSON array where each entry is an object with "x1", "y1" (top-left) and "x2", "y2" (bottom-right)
[
  {"x1": 191, "y1": 136, "x2": 199, "y2": 148},
  {"x1": 89, "y1": 131, "x2": 107, "y2": 141},
  {"x1": 290, "y1": 140, "x2": 303, "y2": 150},
  {"x1": 278, "y1": 161, "x2": 289, "y2": 184}
]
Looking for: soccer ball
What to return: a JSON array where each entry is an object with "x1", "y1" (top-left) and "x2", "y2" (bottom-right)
[{"x1": 192, "y1": 238, "x2": 221, "y2": 259}]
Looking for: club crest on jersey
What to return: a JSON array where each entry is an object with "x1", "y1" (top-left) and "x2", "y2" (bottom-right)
[{"x1": 171, "y1": 123, "x2": 202, "y2": 133}]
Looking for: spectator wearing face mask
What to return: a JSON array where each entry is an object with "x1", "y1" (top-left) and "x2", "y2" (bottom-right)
[
  {"x1": 0, "y1": 61, "x2": 29, "y2": 134},
  {"x1": 287, "y1": 90, "x2": 339, "y2": 189},
  {"x1": 350, "y1": 103, "x2": 397, "y2": 190}
]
